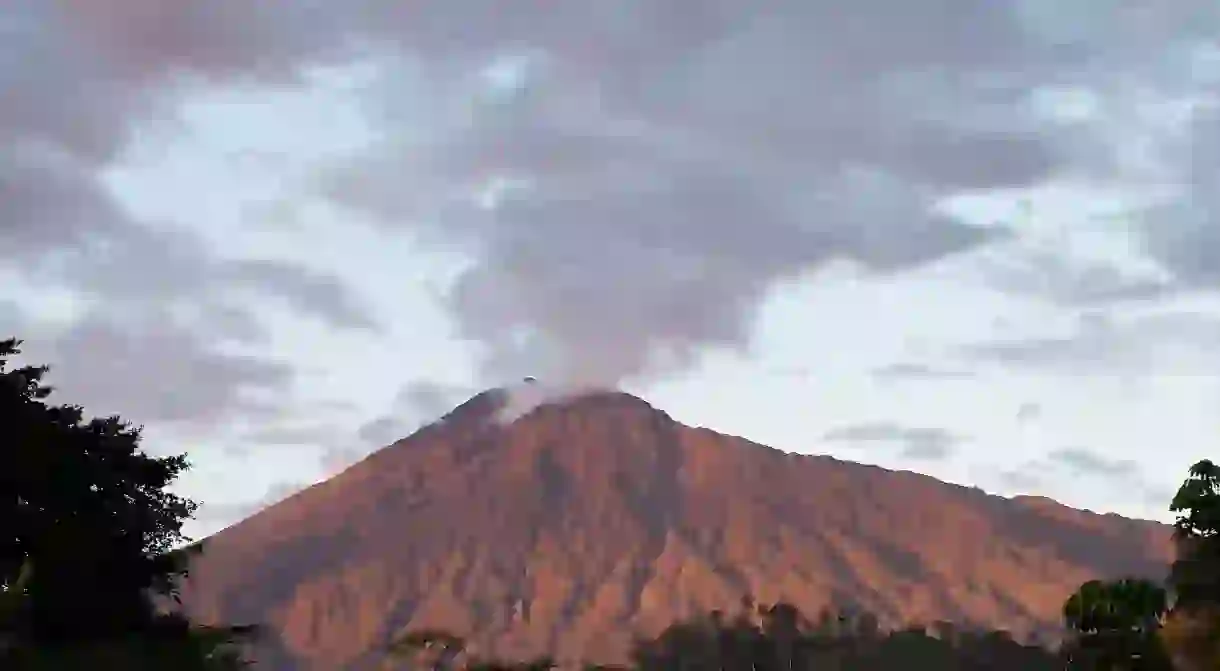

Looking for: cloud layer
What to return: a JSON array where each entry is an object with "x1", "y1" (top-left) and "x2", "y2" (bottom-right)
[
  {"x1": 2, "y1": 1, "x2": 379, "y2": 427},
  {"x1": 5, "y1": 0, "x2": 1220, "y2": 413},
  {"x1": 327, "y1": 1, "x2": 1220, "y2": 385}
]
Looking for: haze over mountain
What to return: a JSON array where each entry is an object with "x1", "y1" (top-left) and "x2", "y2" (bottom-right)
[{"x1": 181, "y1": 388, "x2": 1172, "y2": 670}]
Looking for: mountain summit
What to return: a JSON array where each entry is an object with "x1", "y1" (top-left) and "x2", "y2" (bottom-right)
[{"x1": 181, "y1": 391, "x2": 1171, "y2": 670}]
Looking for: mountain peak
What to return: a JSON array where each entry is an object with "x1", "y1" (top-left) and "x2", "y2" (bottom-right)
[
  {"x1": 440, "y1": 384, "x2": 664, "y2": 426},
  {"x1": 183, "y1": 392, "x2": 1173, "y2": 670},
  {"x1": 527, "y1": 387, "x2": 660, "y2": 413}
]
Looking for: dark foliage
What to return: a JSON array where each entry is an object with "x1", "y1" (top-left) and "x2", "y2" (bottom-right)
[
  {"x1": 0, "y1": 337, "x2": 257, "y2": 667},
  {"x1": 390, "y1": 601, "x2": 1062, "y2": 671},
  {"x1": 1061, "y1": 578, "x2": 1172, "y2": 669},
  {"x1": 1162, "y1": 459, "x2": 1220, "y2": 670},
  {"x1": 627, "y1": 600, "x2": 1060, "y2": 671}
]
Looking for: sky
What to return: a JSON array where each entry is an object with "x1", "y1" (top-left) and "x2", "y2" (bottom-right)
[{"x1": 4, "y1": 1, "x2": 1220, "y2": 538}]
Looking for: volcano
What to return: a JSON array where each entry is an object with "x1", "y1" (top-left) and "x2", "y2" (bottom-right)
[{"x1": 180, "y1": 389, "x2": 1171, "y2": 670}]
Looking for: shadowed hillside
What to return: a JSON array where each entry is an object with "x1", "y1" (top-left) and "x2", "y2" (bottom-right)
[{"x1": 181, "y1": 389, "x2": 1172, "y2": 670}]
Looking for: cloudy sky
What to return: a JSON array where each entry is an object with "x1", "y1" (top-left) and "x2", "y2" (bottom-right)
[{"x1": 4, "y1": 1, "x2": 1219, "y2": 538}]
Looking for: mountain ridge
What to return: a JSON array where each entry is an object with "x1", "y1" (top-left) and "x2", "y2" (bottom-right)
[{"x1": 182, "y1": 389, "x2": 1172, "y2": 670}]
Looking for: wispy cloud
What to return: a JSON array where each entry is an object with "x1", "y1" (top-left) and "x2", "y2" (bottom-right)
[
  {"x1": 962, "y1": 309, "x2": 1220, "y2": 377},
  {"x1": 1015, "y1": 402, "x2": 1042, "y2": 423},
  {"x1": 822, "y1": 421, "x2": 961, "y2": 461},
  {"x1": 871, "y1": 362, "x2": 978, "y2": 383},
  {"x1": 1047, "y1": 447, "x2": 1138, "y2": 478}
]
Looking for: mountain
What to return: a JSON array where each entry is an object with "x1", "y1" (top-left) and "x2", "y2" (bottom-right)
[{"x1": 180, "y1": 388, "x2": 1172, "y2": 670}]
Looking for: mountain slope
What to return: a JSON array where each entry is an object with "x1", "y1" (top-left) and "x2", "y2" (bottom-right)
[{"x1": 181, "y1": 389, "x2": 1172, "y2": 670}]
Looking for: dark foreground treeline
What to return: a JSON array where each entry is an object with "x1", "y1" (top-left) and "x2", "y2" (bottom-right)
[
  {"x1": 3, "y1": 336, "x2": 1220, "y2": 670},
  {"x1": 632, "y1": 604, "x2": 1058, "y2": 671},
  {"x1": 394, "y1": 602, "x2": 1062, "y2": 671}
]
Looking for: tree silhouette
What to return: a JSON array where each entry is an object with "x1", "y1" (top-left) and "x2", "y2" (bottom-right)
[
  {"x1": 1056, "y1": 458, "x2": 1220, "y2": 671},
  {"x1": 1061, "y1": 578, "x2": 1171, "y2": 669},
  {"x1": 466, "y1": 655, "x2": 557, "y2": 671},
  {"x1": 627, "y1": 599, "x2": 1060, "y2": 671},
  {"x1": 0, "y1": 337, "x2": 257, "y2": 668},
  {"x1": 1163, "y1": 459, "x2": 1220, "y2": 671},
  {"x1": 1169, "y1": 460, "x2": 1220, "y2": 609}
]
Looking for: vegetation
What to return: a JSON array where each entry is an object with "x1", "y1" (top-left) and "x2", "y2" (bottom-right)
[
  {"x1": 1162, "y1": 459, "x2": 1220, "y2": 671},
  {"x1": 0, "y1": 337, "x2": 258, "y2": 669},
  {"x1": 1061, "y1": 578, "x2": 1171, "y2": 669},
  {"x1": 385, "y1": 600, "x2": 1061, "y2": 670},
  {"x1": 3, "y1": 333, "x2": 1218, "y2": 669}
]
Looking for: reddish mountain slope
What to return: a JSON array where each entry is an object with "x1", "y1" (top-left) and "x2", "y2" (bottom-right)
[{"x1": 181, "y1": 390, "x2": 1172, "y2": 670}]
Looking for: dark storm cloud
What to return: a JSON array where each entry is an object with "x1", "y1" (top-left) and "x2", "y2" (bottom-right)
[
  {"x1": 319, "y1": 1, "x2": 1219, "y2": 385},
  {"x1": 822, "y1": 422, "x2": 960, "y2": 461},
  {"x1": 329, "y1": 41, "x2": 1046, "y2": 383},
  {"x1": 6, "y1": 0, "x2": 1220, "y2": 392}
]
